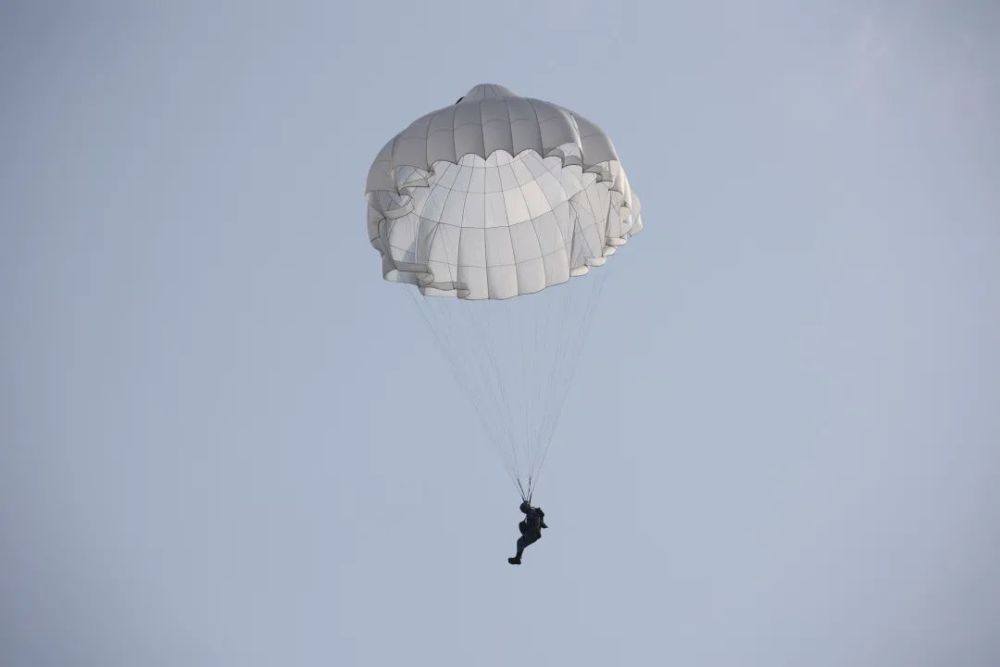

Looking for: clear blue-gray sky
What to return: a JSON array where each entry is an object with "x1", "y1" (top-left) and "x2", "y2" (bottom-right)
[{"x1": 2, "y1": 1, "x2": 999, "y2": 665}]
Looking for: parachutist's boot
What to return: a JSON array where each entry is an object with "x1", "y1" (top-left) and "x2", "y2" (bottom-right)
[{"x1": 508, "y1": 556, "x2": 521, "y2": 565}]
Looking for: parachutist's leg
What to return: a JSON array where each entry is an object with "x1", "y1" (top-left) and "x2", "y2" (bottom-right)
[
  {"x1": 516, "y1": 537, "x2": 528, "y2": 559},
  {"x1": 508, "y1": 537, "x2": 528, "y2": 565}
]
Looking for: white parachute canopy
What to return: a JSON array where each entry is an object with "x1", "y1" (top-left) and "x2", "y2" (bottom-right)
[{"x1": 366, "y1": 84, "x2": 642, "y2": 500}]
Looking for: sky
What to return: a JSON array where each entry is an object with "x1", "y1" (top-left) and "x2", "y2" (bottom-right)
[{"x1": 2, "y1": 1, "x2": 1000, "y2": 665}]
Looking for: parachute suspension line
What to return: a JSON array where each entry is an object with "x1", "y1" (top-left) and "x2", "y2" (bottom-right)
[
  {"x1": 534, "y1": 290, "x2": 574, "y2": 485},
  {"x1": 524, "y1": 284, "x2": 566, "y2": 501},
  {"x1": 472, "y1": 304, "x2": 523, "y2": 487},
  {"x1": 496, "y1": 298, "x2": 524, "y2": 482},
  {"x1": 514, "y1": 298, "x2": 532, "y2": 486},
  {"x1": 516, "y1": 477, "x2": 529, "y2": 503},
  {"x1": 527, "y1": 271, "x2": 608, "y2": 497},
  {"x1": 407, "y1": 267, "x2": 610, "y2": 502},
  {"x1": 407, "y1": 290, "x2": 522, "y2": 489},
  {"x1": 475, "y1": 307, "x2": 524, "y2": 481},
  {"x1": 525, "y1": 295, "x2": 544, "y2": 499},
  {"x1": 527, "y1": 292, "x2": 563, "y2": 501},
  {"x1": 544, "y1": 275, "x2": 605, "y2": 474}
]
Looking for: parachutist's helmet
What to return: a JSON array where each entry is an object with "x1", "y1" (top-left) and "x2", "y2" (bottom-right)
[{"x1": 520, "y1": 501, "x2": 531, "y2": 513}]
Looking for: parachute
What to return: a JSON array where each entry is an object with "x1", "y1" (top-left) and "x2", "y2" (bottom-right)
[{"x1": 366, "y1": 84, "x2": 642, "y2": 501}]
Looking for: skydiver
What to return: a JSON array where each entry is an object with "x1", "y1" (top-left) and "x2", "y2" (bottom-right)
[{"x1": 508, "y1": 501, "x2": 547, "y2": 565}]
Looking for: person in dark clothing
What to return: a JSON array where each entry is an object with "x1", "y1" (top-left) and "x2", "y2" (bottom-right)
[{"x1": 508, "y1": 501, "x2": 547, "y2": 565}]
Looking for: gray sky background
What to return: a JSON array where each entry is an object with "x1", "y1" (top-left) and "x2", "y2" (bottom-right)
[{"x1": 2, "y1": 1, "x2": 1000, "y2": 665}]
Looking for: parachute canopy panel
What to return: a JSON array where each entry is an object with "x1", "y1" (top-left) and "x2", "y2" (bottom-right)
[{"x1": 366, "y1": 84, "x2": 642, "y2": 300}]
